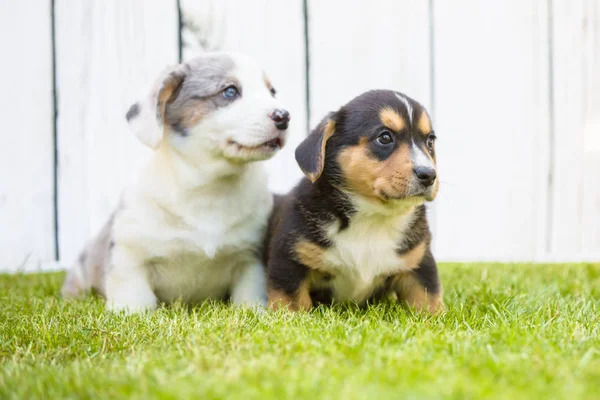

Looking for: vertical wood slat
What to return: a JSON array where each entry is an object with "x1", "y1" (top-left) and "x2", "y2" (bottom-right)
[
  {"x1": 307, "y1": 0, "x2": 432, "y2": 125},
  {"x1": 432, "y1": 0, "x2": 551, "y2": 261},
  {"x1": 550, "y1": 0, "x2": 600, "y2": 260},
  {"x1": 180, "y1": 0, "x2": 308, "y2": 194},
  {"x1": 0, "y1": 0, "x2": 55, "y2": 272},
  {"x1": 55, "y1": 0, "x2": 179, "y2": 264}
]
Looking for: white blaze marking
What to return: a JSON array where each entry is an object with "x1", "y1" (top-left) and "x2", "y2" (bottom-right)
[
  {"x1": 395, "y1": 92, "x2": 413, "y2": 124},
  {"x1": 411, "y1": 142, "x2": 434, "y2": 169}
]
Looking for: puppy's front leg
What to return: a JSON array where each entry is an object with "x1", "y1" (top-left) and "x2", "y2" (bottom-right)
[
  {"x1": 393, "y1": 249, "x2": 443, "y2": 313},
  {"x1": 230, "y1": 262, "x2": 268, "y2": 307},
  {"x1": 105, "y1": 246, "x2": 157, "y2": 313},
  {"x1": 267, "y1": 257, "x2": 313, "y2": 311}
]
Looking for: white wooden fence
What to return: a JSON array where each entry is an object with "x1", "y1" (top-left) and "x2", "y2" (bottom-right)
[{"x1": 1, "y1": 0, "x2": 599, "y2": 272}]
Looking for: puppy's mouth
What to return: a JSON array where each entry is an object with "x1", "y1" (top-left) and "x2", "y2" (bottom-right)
[
  {"x1": 377, "y1": 187, "x2": 435, "y2": 203},
  {"x1": 224, "y1": 136, "x2": 285, "y2": 162},
  {"x1": 228, "y1": 137, "x2": 283, "y2": 151}
]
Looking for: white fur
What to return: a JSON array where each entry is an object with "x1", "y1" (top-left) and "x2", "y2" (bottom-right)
[
  {"x1": 395, "y1": 92, "x2": 413, "y2": 124},
  {"x1": 320, "y1": 196, "x2": 424, "y2": 304},
  {"x1": 104, "y1": 53, "x2": 283, "y2": 312},
  {"x1": 411, "y1": 142, "x2": 435, "y2": 169}
]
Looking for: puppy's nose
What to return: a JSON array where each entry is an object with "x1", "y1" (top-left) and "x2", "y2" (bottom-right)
[
  {"x1": 270, "y1": 109, "x2": 290, "y2": 130},
  {"x1": 414, "y1": 167, "x2": 437, "y2": 187}
]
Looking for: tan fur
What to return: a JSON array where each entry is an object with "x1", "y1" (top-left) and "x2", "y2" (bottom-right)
[
  {"x1": 294, "y1": 240, "x2": 327, "y2": 271},
  {"x1": 157, "y1": 72, "x2": 185, "y2": 131},
  {"x1": 337, "y1": 141, "x2": 413, "y2": 201},
  {"x1": 306, "y1": 120, "x2": 336, "y2": 182},
  {"x1": 418, "y1": 110, "x2": 432, "y2": 134},
  {"x1": 379, "y1": 107, "x2": 405, "y2": 131},
  {"x1": 268, "y1": 281, "x2": 312, "y2": 311},
  {"x1": 264, "y1": 75, "x2": 273, "y2": 92},
  {"x1": 398, "y1": 241, "x2": 427, "y2": 270},
  {"x1": 393, "y1": 273, "x2": 443, "y2": 313},
  {"x1": 177, "y1": 101, "x2": 207, "y2": 129}
]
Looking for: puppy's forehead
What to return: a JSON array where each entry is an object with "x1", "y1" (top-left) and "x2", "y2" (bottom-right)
[
  {"x1": 344, "y1": 90, "x2": 432, "y2": 134},
  {"x1": 185, "y1": 53, "x2": 235, "y2": 81},
  {"x1": 229, "y1": 53, "x2": 271, "y2": 86}
]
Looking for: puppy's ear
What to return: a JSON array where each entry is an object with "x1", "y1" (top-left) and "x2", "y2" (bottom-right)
[
  {"x1": 295, "y1": 113, "x2": 337, "y2": 183},
  {"x1": 125, "y1": 65, "x2": 187, "y2": 149}
]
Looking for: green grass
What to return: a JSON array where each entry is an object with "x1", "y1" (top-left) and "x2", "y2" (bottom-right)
[{"x1": 1, "y1": 264, "x2": 599, "y2": 399}]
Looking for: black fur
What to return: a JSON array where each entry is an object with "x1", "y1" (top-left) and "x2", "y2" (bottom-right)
[{"x1": 125, "y1": 103, "x2": 140, "y2": 121}]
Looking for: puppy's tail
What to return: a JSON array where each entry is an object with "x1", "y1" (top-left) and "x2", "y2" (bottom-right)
[{"x1": 61, "y1": 251, "x2": 92, "y2": 298}]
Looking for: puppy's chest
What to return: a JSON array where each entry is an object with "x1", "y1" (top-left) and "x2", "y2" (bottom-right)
[
  {"x1": 170, "y1": 208, "x2": 265, "y2": 257},
  {"x1": 147, "y1": 191, "x2": 270, "y2": 257},
  {"x1": 317, "y1": 212, "x2": 416, "y2": 302},
  {"x1": 144, "y1": 204, "x2": 268, "y2": 303}
]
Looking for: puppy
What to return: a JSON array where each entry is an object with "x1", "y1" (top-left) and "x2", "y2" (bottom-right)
[
  {"x1": 61, "y1": 52, "x2": 290, "y2": 312},
  {"x1": 265, "y1": 90, "x2": 442, "y2": 312}
]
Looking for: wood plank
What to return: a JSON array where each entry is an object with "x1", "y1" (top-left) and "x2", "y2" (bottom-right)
[
  {"x1": 0, "y1": 0, "x2": 55, "y2": 272},
  {"x1": 55, "y1": 0, "x2": 179, "y2": 264},
  {"x1": 550, "y1": 0, "x2": 600, "y2": 260},
  {"x1": 432, "y1": 0, "x2": 551, "y2": 261},
  {"x1": 307, "y1": 0, "x2": 432, "y2": 126},
  {"x1": 181, "y1": 0, "x2": 308, "y2": 194}
]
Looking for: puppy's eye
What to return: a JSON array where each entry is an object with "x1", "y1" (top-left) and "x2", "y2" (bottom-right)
[
  {"x1": 376, "y1": 131, "x2": 394, "y2": 145},
  {"x1": 270, "y1": 87, "x2": 277, "y2": 97},
  {"x1": 223, "y1": 86, "x2": 239, "y2": 99},
  {"x1": 426, "y1": 133, "x2": 436, "y2": 150}
]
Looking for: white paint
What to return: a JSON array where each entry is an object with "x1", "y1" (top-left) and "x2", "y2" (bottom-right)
[
  {"x1": 0, "y1": 0, "x2": 55, "y2": 272},
  {"x1": 308, "y1": 0, "x2": 432, "y2": 126},
  {"x1": 432, "y1": 0, "x2": 553, "y2": 261},
  {"x1": 181, "y1": 0, "x2": 307, "y2": 194},
  {"x1": 55, "y1": 0, "x2": 179, "y2": 264},
  {"x1": 549, "y1": 0, "x2": 600, "y2": 258}
]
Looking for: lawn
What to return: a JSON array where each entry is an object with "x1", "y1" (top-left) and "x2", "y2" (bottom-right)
[{"x1": 1, "y1": 264, "x2": 599, "y2": 399}]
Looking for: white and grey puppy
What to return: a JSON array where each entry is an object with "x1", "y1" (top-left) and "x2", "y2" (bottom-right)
[{"x1": 61, "y1": 52, "x2": 290, "y2": 312}]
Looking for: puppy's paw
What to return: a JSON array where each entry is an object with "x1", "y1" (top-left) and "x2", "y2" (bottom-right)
[
  {"x1": 230, "y1": 262, "x2": 268, "y2": 309},
  {"x1": 106, "y1": 298, "x2": 157, "y2": 315},
  {"x1": 231, "y1": 293, "x2": 268, "y2": 309},
  {"x1": 105, "y1": 272, "x2": 158, "y2": 314}
]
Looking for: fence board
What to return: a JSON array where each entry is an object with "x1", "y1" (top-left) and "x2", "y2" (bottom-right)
[
  {"x1": 0, "y1": 1, "x2": 55, "y2": 272},
  {"x1": 307, "y1": 0, "x2": 432, "y2": 126},
  {"x1": 181, "y1": 0, "x2": 308, "y2": 194},
  {"x1": 550, "y1": 0, "x2": 600, "y2": 259},
  {"x1": 55, "y1": 0, "x2": 179, "y2": 264},
  {"x1": 432, "y1": 0, "x2": 551, "y2": 261}
]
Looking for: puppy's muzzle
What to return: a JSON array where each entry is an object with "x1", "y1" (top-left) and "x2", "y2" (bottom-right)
[
  {"x1": 413, "y1": 166, "x2": 437, "y2": 187},
  {"x1": 270, "y1": 109, "x2": 291, "y2": 130}
]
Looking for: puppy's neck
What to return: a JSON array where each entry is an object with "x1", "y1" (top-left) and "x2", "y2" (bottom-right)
[
  {"x1": 151, "y1": 143, "x2": 254, "y2": 191},
  {"x1": 310, "y1": 179, "x2": 421, "y2": 226},
  {"x1": 349, "y1": 193, "x2": 421, "y2": 218}
]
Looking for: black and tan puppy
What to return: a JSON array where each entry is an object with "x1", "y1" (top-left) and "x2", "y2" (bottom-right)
[{"x1": 265, "y1": 90, "x2": 442, "y2": 312}]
